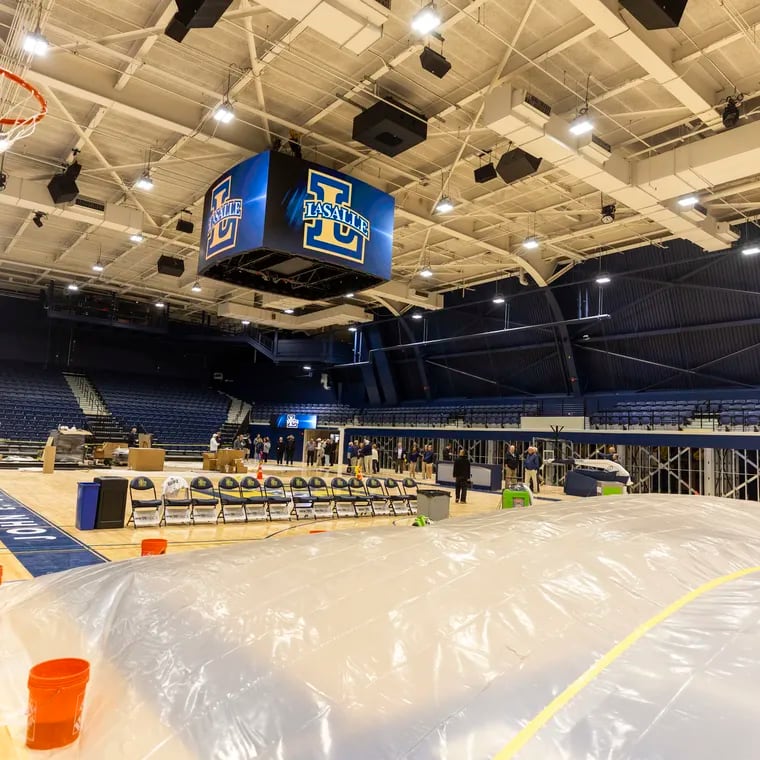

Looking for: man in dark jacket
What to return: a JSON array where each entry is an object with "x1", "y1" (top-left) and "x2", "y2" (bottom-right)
[
  {"x1": 275, "y1": 437, "x2": 285, "y2": 465},
  {"x1": 285, "y1": 435, "x2": 295, "y2": 466},
  {"x1": 127, "y1": 426, "x2": 139, "y2": 448},
  {"x1": 452, "y1": 449, "x2": 471, "y2": 504},
  {"x1": 504, "y1": 444, "x2": 519, "y2": 486},
  {"x1": 442, "y1": 444, "x2": 453, "y2": 461},
  {"x1": 524, "y1": 446, "x2": 541, "y2": 492}
]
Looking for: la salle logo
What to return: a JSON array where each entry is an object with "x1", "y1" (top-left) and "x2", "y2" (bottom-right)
[
  {"x1": 206, "y1": 175, "x2": 242, "y2": 259},
  {"x1": 286, "y1": 414, "x2": 298, "y2": 428},
  {"x1": 303, "y1": 169, "x2": 370, "y2": 263}
]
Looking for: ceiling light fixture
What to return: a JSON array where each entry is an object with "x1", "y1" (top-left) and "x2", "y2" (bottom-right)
[
  {"x1": 0, "y1": 136, "x2": 11, "y2": 154},
  {"x1": 23, "y1": 30, "x2": 48, "y2": 56},
  {"x1": 522, "y1": 236, "x2": 539, "y2": 250},
  {"x1": 191, "y1": 281, "x2": 202, "y2": 292},
  {"x1": 241, "y1": 320, "x2": 250, "y2": 326},
  {"x1": 32, "y1": 211, "x2": 44, "y2": 228},
  {"x1": 67, "y1": 283, "x2": 79, "y2": 292},
  {"x1": 569, "y1": 111, "x2": 593, "y2": 135},
  {"x1": 435, "y1": 196, "x2": 454, "y2": 214},
  {"x1": 419, "y1": 266, "x2": 433, "y2": 278},
  {"x1": 135, "y1": 171, "x2": 153, "y2": 191},
  {"x1": 411, "y1": 312, "x2": 423, "y2": 320},
  {"x1": 303, "y1": 365, "x2": 312, "y2": 371},
  {"x1": 493, "y1": 294, "x2": 505, "y2": 304},
  {"x1": 92, "y1": 261, "x2": 104, "y2": 273},
  {"x1": 213, "y1": 100, "x2": 235, "y2": 124},
  {"x1": 411, "y1": 3, "x2": 441, "y2": 35},
  {"x1": 595, "y1": 274, "x2": 611, "y2": 284},
  {"x1": 348, "y1": 325, "x2": 358, "y2": 332},
  {"x1": 155, "y1": 301, "x2": 165, "y2": 308},
  {"x1": 601, "y1": 203, "x2": 616, "y2": 224},
  {"x1": 677, "y1": 195, "x2": 699, "y2": 207},
  {"x1": 130, "y1": 233, "x2": 144, "y2": 243},
  {"x1": 345, "y1": 292, "x2": 354, "y2": 298},
  {"x1": 742, "y1": 244, "x2": 760, "y2": 256},
  {"x1": 283, "y1": 308, "x2": 294, "y2": 314}
]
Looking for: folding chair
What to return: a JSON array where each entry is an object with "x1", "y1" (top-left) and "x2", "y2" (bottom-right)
[
  {"x1": 331, "y1": 476, "x2": 358, "y2": 517},
  {"x1": 190, "y1": 476, "x2": 218, "y2": 524},
  {"x1": 162, "y1": 476, "x2": 192, "y2": 525},
  {"x1": 364, "y1": 476, "x2": 391, "y2": 516},
  {"x1": 128, "y1": 476, "x2": 162, "y2": 528},
  {"x1": 384, "y1": 477, "x2": 411, "y2": 516},
  {"x1": 264, "y1": 476, "x2": 291, "y2": 520},
  {"x1": 401, "y1": 477, "x2": 419, "y2": 514},
  {"x1": 308, "y1": 476, "x2": 335, "y2": 518},
  {"x1": 348, "y1": 477, "x2": 372, "y2": 517},
  {"x1": 240, "y1": 476, "x2": 268, "y2": 521},
  {"x1": 217, "y1": 476, "x2": 247, "y2": 523},
  {"x1": 290, "y1": 476, "x2": 316, "y2": 520}
]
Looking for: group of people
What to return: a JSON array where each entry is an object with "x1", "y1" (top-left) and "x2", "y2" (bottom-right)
[
  {"x1": 346, "y1": 439, "x2": 380, "y2": 474},
  {"x1": 391, "y1": 441, "x2": 438, "y2": 478},
  {"x1": 504, "y1": 443, "x2": 543, "y2": 492},
  {"x1": 306, "y1": 437, "x2": 339, "y2": 467}
]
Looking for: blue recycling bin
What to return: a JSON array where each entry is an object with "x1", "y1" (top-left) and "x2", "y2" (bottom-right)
[{"x1": 76, "y1": 482, "x2": 100, "y2": 530}]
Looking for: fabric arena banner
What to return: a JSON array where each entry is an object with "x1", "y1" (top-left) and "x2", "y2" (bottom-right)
[{"x1": 197, "y1": 151, "x2": 394, "y2": 298}]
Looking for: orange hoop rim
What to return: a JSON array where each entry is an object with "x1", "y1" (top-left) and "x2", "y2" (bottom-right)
[{"x1": 0, "y1": 67, "x2": 47, "y2": 127}]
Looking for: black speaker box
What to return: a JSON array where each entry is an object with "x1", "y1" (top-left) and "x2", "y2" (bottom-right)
[
  {"x1": 474, "y1": 163, "x2": 498, "y2": 183},
  {"x1": 352, "y1": 99, "x2": 427, "y2": 157},
  {"x1": 496, "y1": 148, "x2": 542, "y2": 185},
  {"x1": 157, "y1": 255, "x2": 185, "y2": 277},
  {"x1": 165, "y1": 0, "x2": 233, "y2": 41},
  {"x1": 619, "y1": 0, "x2": 688, "y2": 29},
  {"x1": 164, "y1": 16, "x2": 189, "y2": 42},
  {"x1": 47, "y1": 174, "x2": 79, "y2": 204},
  {"x1": 176, "y1": 218, "x2": 195, "y2": 234},
  {"x1": 420, "y1": 47, "x2": 451, "y2": 78}
]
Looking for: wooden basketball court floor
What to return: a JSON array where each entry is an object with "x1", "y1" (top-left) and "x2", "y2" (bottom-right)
[{"x1": 0, "y1": 461, "x2": 568, "y2": 582}]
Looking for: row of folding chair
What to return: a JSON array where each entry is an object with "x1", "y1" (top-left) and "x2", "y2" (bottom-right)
[{"x1": 128, "y1": 475, "x2": 420, "y2": 527}]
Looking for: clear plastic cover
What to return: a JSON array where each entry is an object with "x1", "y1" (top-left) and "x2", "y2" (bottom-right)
[{"x1": 1, "y1": 494, "x2": 759, "y2": 758}]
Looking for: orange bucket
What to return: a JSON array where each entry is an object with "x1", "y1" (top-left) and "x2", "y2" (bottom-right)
[
  {"x1": 26, "y1": 658, "x2": 90, "y2": 750},
  {"x1": 141, "y1": 538, "x2": 167, "y2": 556},
  {"x1": 0, "y1": 564, "x2": 3, "y2": 585}
]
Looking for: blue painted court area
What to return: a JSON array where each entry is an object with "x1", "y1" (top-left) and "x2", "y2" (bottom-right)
[{"x1": 0, "y1": 489, "x2": 107, "y2": 577}]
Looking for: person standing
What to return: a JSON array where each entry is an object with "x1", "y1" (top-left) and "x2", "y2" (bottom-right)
[
  {"x1": 285, "y1": 434, "x2": 295, "y2": 466},
  {"x1": 276, "y1": 436, "x2": 285, "y2": 465},
  {"x1": 453, "y1": 448, "x2": 471, "y2": 504},
  {"x1": 371, "y1": 441, "x2": 380, "y2": 474},
  {"x1": 504, "y1": 444, "x2": 519, "y2": 486},
  {"x1": 408, "y1": 444, "x2": 420, "y2": 476},
  {"x1": 422, "y1": 444, "x2": 435, "y2": 479},
  {"x1": 442, "y1": 443, "x2": 453, "y2": 462},
  {"x1": 263, "y1": 437, "x2": 271, "y2": 463},
  {"x1": 394, "y1": 440, "x2": 406, "y2": 473},
  {"x1": 127, "y1": 426, "x2": 139, "y2": 448},
  {"x1": 209, "y1": 432, "x2": 220, "y2": 454},
  {"x1": 360, "y1": 439, "x2": 372, "y2": 473},
  {"x1": 306, "y1": 438, "x2": 316, "y2": 467},
  {"x1": 524, "y1": 446, "x2": 542, "y2": 493},
  {"x1": 317, "y1": 438, "x2": 325, "y2": 467}
]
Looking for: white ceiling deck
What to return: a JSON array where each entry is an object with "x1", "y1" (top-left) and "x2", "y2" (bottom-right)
[{"x1": 0, "y1": 0, "x2": 759, "y2": 325}]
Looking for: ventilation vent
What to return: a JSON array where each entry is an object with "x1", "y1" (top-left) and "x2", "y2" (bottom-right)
[{"x1": 73, "y1": 196, "x2": 106, "y2": 213}]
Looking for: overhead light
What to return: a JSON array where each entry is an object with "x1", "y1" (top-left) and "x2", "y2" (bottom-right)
[
  {"x1": 345, "y1": 292, "x2": 354, "y2": 298},
  {"x1": 742, "y1": 244, "x2": 760, "y2": 256},
  {"x1": 303, "y1": 365, "x2": 312, "y2": 371},
  {"x1": 522, "y1": 236, "x2": 539, "y2": 250},
  {"x1": 677, "y1": 195, "x2": 698, "y2": 207},
  {"x1": 32, "y1": 211, "x2": 44, "y2": 228},
  {"x1": 595, "y1": 275, "x2": 611, "y2": 284},
  {"x1": 569, "y1": 112, "x2": 593, "y2": 136},
  {"x1": 348, "y1": 325, "x2": 358, "y2": 332},
  {"x1": 92, "y1": 261, "x2": 104, "y2": 273},
  {"x1": 191, "y1": 281, "x2": 202, "y2": 293},
  {"x1": 135, "y1": 172, "x2": 153, "y2": 191},
  {"x1": 241, "y1": 320, "x2": 250, "y2": 326},
  {"x1": 493, "y1": 294, "x2": 505, "y2": 304},
  {"x1": 67, "y1": 283, "x2": 79, "y2": 292},
  {"x1": 435, "y1": 196, "x2": 454, "y2": 214},
  {"x1": 283, "y1": 308, "x2": 294, "y2": 314},
  {"x1": 601, "y1": 204, "x2": 616, "y2": 224},
  {"x1": 213, "y1": 101, "x2": 235, "y2": 124},
  {"x1": 411, "y1": 312, "x2": 423, "y2": 320},
  {"x1": 23, "y1": 30, "x2": 48, "y2": 56},
  {"x1": 723, "y1": 96, "x2": 741, "y2": 129},
  {"x1": 411, "y1": 3, "x2": 441, "y2": 35},
  {"x1": 155, "y1": 301, "x2": 165, "y2": 308},
  {"x1": 130, "y1": 233, "x2": 144, "y2": 243},
  {"x1": 0, "y1": 136, "x2": 12, "y2": 153},
  {"x1": 419, "y1": 266, "x2": 433, "y2": 278}
]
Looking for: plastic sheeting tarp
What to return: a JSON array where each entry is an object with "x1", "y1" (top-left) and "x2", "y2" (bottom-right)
[{"x1": 1, "y1": 494, "x2": 760, "y2": 758}]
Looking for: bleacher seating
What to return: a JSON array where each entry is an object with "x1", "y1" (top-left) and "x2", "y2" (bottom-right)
[
  {"x1": 251, "y1": 403, "x2": 353, "y2": 426},
  {"x1": 91, "y1": 373, "x2": 229, "y2": 447},
  {"x1": 590, "y1": 400, "x2": 697, "y2": 430},
  {"x1": 0, "y1": 364, "x2": 86, "y2": 441},
  {"x1": 354, "y1": 402, "x2": 539, "y2": 428}
]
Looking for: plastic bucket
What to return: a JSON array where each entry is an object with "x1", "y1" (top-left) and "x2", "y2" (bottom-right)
[
  {"x1": 26, "y1": 658, "x2": 90, "y2": 750},
  {"x1": 141, "y1": 538, "x2": 167, "y2": 556}
]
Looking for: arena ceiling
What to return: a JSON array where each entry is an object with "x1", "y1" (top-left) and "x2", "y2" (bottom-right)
[{"x1": 1, "y1": 0, "x2": 760, "y2": 327}]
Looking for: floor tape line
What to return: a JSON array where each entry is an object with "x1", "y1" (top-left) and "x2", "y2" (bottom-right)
[{"x1": 493, "y1": 564, "x2": 760, "y2": 759}]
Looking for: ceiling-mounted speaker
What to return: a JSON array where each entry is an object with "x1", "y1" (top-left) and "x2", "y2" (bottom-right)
[
  {"x1": 176, "y1": 218, "x2": 195, "y2": 234},
  {"x1": 165, "y1": 0, "x2": 233, "y2": 41},
  {"x1": 47, "y1": 161, "x2": 81, "y2": 204},
  {"x1": 157, "y1": 255, "x2": 184, "y2": 277},
  {"x1": 352, "y1": 99, "x2": 427, "y2": 157},
  {"x1": 618, "y1": 0, "x2": 688, "y2": 29},
  {"x1": 474, "y1": 163, "x2": 498, "y2": 183},
  {"x1": 496, "y1": 148, "x2": 542, "y2": 185},
  {"x1": 419, "y1": 46, "x2": 451, "y2": 78}
]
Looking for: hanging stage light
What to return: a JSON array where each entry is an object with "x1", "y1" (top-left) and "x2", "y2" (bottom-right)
[
  {"x1": 722, "y1": 95, "x2": 741, "y2": 129},
  {"x1": 601, "y1": 203, "x2": 616, "y2": 224}
]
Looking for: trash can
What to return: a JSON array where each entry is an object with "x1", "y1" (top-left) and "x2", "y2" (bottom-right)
[
  {"x1": 76, "y1": 482, "x2": 100, "y2": 530},
  {"x1": 501, "y1": 486, "x2": 533, "y2": 509},
  {"x1": 93, "y1": 476, "x2": 128, "y2": 529},
  {"x1": 416, "y1": 489, "x2": 451, "y2": 521}
]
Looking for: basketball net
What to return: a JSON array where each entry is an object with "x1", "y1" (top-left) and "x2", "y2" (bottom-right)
[{"x1": 0, "y1": 67, "x2": 46, "y2": 152}]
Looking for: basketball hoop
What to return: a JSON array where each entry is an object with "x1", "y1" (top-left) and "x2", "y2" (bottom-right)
[{"x1": 0, "y1": 67, "x2": 46, "y2": 151}]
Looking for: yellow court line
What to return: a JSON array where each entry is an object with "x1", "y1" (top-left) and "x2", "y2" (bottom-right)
[{"x1": 494, "y1": 565, "x2": 760, "y2": 759}]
